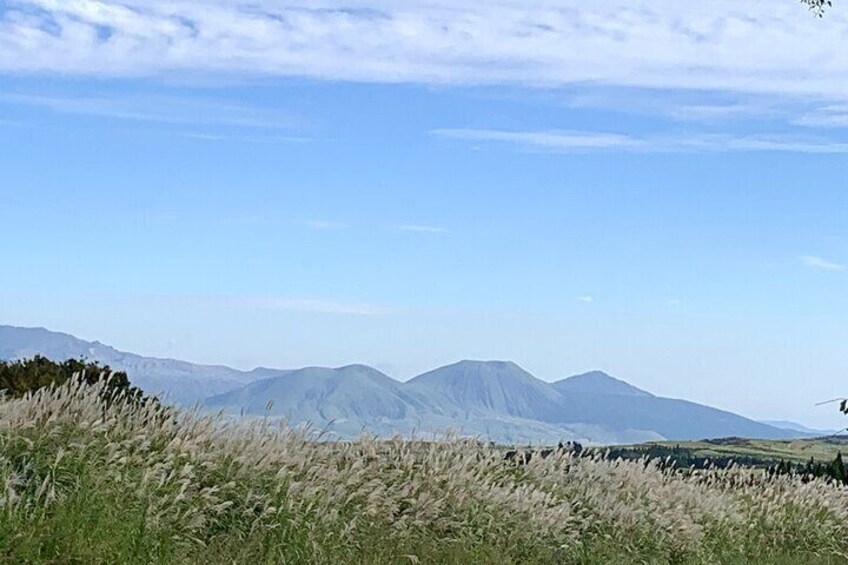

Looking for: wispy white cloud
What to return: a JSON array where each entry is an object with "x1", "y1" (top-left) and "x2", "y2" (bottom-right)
[
  {"x1": 2, "y1": 1, "x2": 848, "y2": 102},
  {"x1": 794, "y1": 105, "x2": 848, "y2": 128},
  {"x1": 397, "y1": 224, "x2": 448, "y2": 234},
  {"x1": 433, "y1": 128, "x2": 848, "y2": 154},
  {"x1": 181, "y1": 132, "x2": 227, "y2": 141},
  {"x1": 433, "y1": 128, "x2": 644, "y2": 151},
  {"x1": 0, "y1": 92, "x2": 299, "y2": 129},
  {"x1": 258, "y1": 298, "x2": 393, "y2": 316},
  {"x1": 665, "y1": 103, "x2": 777, "y2": 122},
  {"x1": 725, "y1": 137, "x2": 848, "y2": 154},
  {"x1": 800, "y1": 255, "x2": 846, "y2": 271},
  {"x1": 181, "y1": 132, "x2": 311, "y2": 144},
  {"x1": 563, "y1": 90, "x2": 783, "y2": 122},
  {"x1": 110, "y1": 294, "x2": 393, "y2": 316},
  {"x1": 306, "y1": 220, "x2": 347, "y2": 230},
  {"x1": 577, "y1": 295, "x2": 594, "y2": 303}
]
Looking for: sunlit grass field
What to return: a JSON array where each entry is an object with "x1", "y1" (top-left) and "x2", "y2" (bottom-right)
[{"x1": 2, "y1": 380, "x2": 848, "y2": 564}]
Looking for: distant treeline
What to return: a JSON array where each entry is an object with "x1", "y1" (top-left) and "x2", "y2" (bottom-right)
[
  {"x1": 602, "y1": 444, "x2": 768, "y2": 470},
  {"x1": 0, "y1": 355, "x2": 150, "y2": 406},
  {"x1": 600, "y1": 442, "x2": 848, "y2": 485},
  {"x1": 768, "y1": 454, "x2": 848, "y2": 485}
]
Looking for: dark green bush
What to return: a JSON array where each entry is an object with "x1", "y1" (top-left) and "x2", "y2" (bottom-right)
[{"x1": 0, "y1": 355, "x2": 150, "y2": 406}]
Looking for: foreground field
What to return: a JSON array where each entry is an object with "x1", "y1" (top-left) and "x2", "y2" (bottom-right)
[{"x1": 2, "y1": 382, "x2": 848, "y2": 564}]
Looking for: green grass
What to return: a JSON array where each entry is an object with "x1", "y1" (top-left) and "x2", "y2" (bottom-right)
[{"x1": 3, "y1": 382, "x2": 848, "y2": 564}]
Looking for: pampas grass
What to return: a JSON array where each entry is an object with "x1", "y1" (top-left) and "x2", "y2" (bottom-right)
[{"x1": 1, "y1": 378, "x2": 847, "y2": 564}]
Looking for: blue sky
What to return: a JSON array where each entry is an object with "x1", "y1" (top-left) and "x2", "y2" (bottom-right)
[{"x1": 2, "y1": 1, "x2": 848, "y2": 427}]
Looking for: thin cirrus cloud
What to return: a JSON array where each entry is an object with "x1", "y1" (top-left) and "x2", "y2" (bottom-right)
[
  {"x1": 794, "y1": 106, "x2": 848, "y2": 128},
  {"x1": 3, "y1": 1, "x2": 848, "y2": 101},
  {"x1": 432, "y1": 129, "x2": 645, "y2": 152},
  {"x1": 562, "y1": 90, "x2": 786, "y2": 123},
  {"x1": 306, "y1": 220, "x2": 347, "y2": 230},
  {"x1": 397, "y1": 224, "x2": 449, "y2": 234},
  {"x1": 244, "y1": 297, "x2": 393, "y2": 316},
  {"x1": 0, "y1": 92, "x2": 300, "y2": 130},
  {"x1": 305, "y1": 221, "x2": 450, "y2": 233},
  {"x1": 180, "y1": 132, "x2": 312, "y2": 144},
  {"x1": 664, "y1": 103, "x2": 780, "y2": 122},
  {"x1": 800, "y1": 255, "x2": 847, "y2": 271},
  {"x1": 432, "y1": 128, "x2": 848, "y2": 154}
]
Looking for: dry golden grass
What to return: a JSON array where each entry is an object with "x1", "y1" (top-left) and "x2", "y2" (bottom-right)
[{"x1": 1, "y1": 378, "x2": 847, "y2": 564}]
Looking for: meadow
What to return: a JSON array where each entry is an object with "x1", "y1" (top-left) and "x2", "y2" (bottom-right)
[{"x1": 2, "y1": 380, "x2": 848, "y2": 564}]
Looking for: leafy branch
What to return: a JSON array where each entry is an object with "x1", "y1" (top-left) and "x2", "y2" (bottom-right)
[{"x1": 802, "y1": 0, "x2": 834, "y2": 16}]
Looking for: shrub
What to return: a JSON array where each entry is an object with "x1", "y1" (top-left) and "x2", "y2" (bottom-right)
[{"x1": 0, "y1": 355, "x2": 149, "y2": 407}]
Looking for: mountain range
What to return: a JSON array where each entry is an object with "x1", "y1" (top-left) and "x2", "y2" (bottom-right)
[
  {"x1": 0, "y1": 325, "x2": 814, "y2": 445},
  {"x1": 759, "y1": 420, "x2": 840, "y2": 437}
]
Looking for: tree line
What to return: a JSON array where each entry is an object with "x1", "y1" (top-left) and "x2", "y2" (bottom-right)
[
  {"x1": 0, "y1": 355, "x2": 151, "y2": 407},
  {"x1": 768, "y1": 453, "x2": 848, "y2": 484}
]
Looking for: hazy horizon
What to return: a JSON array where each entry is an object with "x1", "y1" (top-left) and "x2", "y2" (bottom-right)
[
  {"x1": 3, "y1": 1, "x2": 848, "y2": 429},
  {"x1": 1, "y1": 320, "x2": 842, "y2": 431}
]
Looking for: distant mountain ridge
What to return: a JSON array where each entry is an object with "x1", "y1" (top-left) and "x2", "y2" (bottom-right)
[
  {"x1": 206, "y1": 364, "x2": 442, "y2": 438},
  {"x1": 0, "y1": 325, "x2": 253, "y2": 404},
  {"x1": 760, "y1": 420, "x2": 841, "y2": 437},
  {"x1": 407, "y1": 360, "x2": 565, "y2": 421},
  {"x1": 555, "y1": 371, "x2": 653, "y2": 397},
  {"x1": 0, "y1": 324, "x2": 808, "y2": 444}
]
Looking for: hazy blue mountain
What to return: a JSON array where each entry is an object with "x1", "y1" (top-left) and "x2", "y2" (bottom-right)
[
  {"x1": 552, "y1": 372, "x2": 801, "y2": 441},
  {"x1": 1, "y1": 324, "x2": 802, "y2": 444},
  {"x1": 206, "y1": 361, "x2": 626, "y2": 444},
  {"x1": 555, "y1": 371, "x2": 653, "y2": 397},
  {"x1": 205, "y1": 365, "x2": 442, "y2": 437},
  {"x1": 401, "y1": 361, "x2": 674, "y2": 443},
  {"x1": 406, "y1": 360, "x2": 565, "y2": 421},
  {"x1": 759, "y1": 420, "x2": 840, "y2": 437},
  {"x1": 0, "y1": 325, "x2": 253, "y2": 404}
]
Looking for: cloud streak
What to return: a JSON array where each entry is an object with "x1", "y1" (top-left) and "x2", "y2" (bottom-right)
[
  {"x1": 180, "y1": 132, "x2": 311, "y2": 144},
  {"x1": 433, "y1": 128, "x2": 644, "y2": 151},
  {"x1": 794, "y1": 105, "x2": 848, "y2": 128},
  {"x1": 397, "y1": 224, "x2": 448, "y2": 234},
  {"x1": 243, "y1": 297, "x2": 392, "y2": 316},
  {"x1": 800, "y1": 255, "x2": 846, "y2": 271},
  {"x1": 433, "y1": 128, "x2": 848, "y2": 154},
  {"x1": 3, "y1": 1, "x2": 848, "y2": 101},
  {"x1": 563, "y1": 90, "x2": 785, "y2": 123},
  {"x1": 306, "y1": 220, "x2": 347, "y2": 230},
  {"x1": 0, "y1": 92, "x2": 298, "y2": 129}
]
